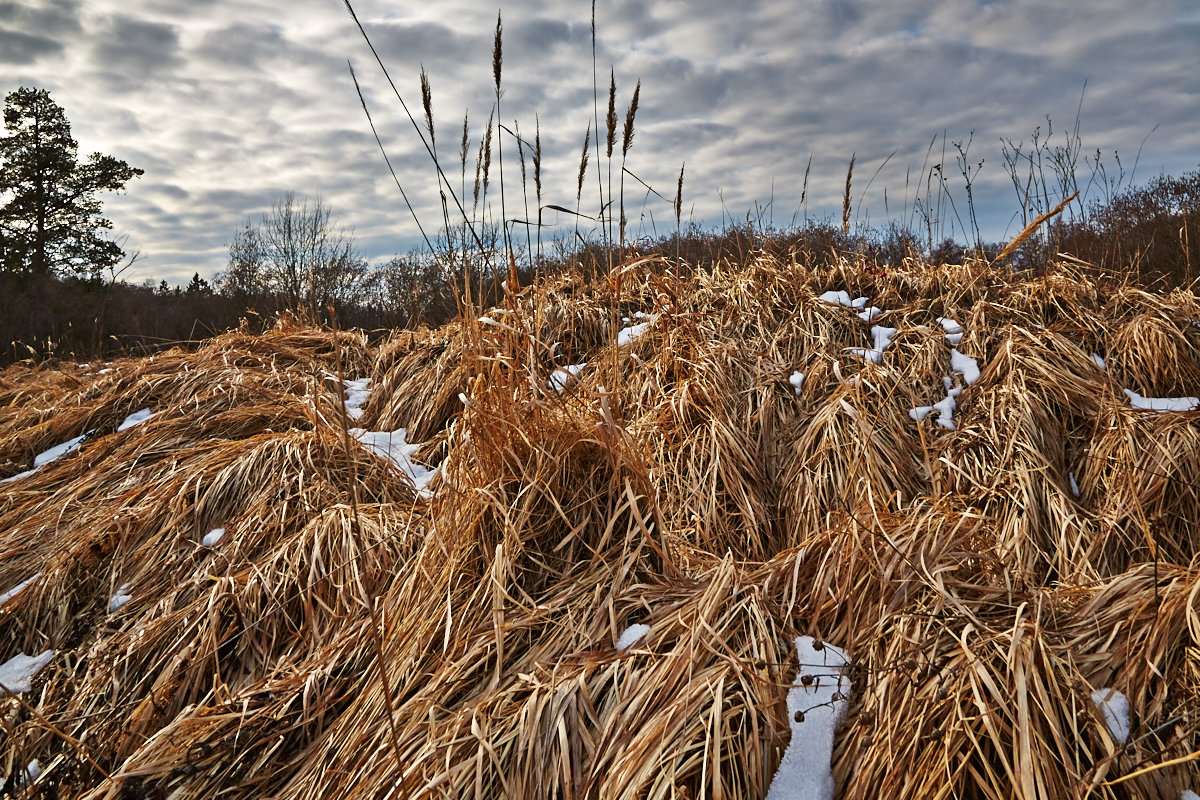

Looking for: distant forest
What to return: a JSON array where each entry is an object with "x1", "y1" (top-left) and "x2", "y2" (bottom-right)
[{"x1": 0, "y1": 163, "x2": 1196, "y2": 366}]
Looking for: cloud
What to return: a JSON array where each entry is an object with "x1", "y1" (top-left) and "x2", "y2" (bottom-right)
[
  {"x1": 0, "y1": 30, "x2": 63, "y2": 65},
  {"x1": 1, "y1": 0, "x2": 1198, "y2": 284},
  {"x1": 0, "y1": 0, "x2": 82, "y2": 64},
  {"x1": 91, "y1": 15, "x2": 182, "y2": 79}
]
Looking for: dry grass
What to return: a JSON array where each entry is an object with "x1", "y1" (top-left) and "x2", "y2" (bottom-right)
[{"x1": 2, "y1": 253, "x2": 1199, "y2": 799}]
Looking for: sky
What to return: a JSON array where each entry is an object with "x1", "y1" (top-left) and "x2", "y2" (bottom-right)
[{"x1": 2, "y1": 0, "x2": 1198, "y2": 285}]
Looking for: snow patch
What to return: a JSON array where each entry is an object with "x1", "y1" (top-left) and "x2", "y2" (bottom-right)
[
  {"x1": 950, "y1": 349, "x2": 980, "y2": 385},
  {"x1": 1092, "y1": 353, "x2": 1107, "y2": 370},
  {"x1": 1124, "y1": 389, "x2": 1200, "y2": 412},
  {"x1": 871, "y1": 325, "x2": 897, "y2": 353},
  {"x1": 550, "y1": 363, "x2": 587, "y2": 392},
  {"x1": 343, "y1": 378, "x2": 372, "y2": 421},
  {"x1": 789, "y1": 371, "x2": 806, "y2": 395},
  {"x1": 202, "y1": 528, "x2": 226, "y2": 547},
  {"x1": 767, "y1": 636, "x2": 852, "y2": 800},
  {"x1": 1, "y1": 431, "x2": 93, "y2": 483},
  {"x1": 847, "y1": 348, "x2": 882, "y2": 365},
  {"x1": 352, "y1": 429, "x2": 437, "y2": 497},
  {"x1": 0, "y1": 651, "x2": 55, "y2": 695},
  {"x1": 617, "y1": 623, "x2": 651, "y2": 651},
  {"x1": 117, "y1": 408, "x2": 154, "y2": 432},
  {"x1": 1091, "y1": 687, "x2": 1131, "y2": 744},
  {"x1": 0, "y1": 573, "x2": 40, "y2": 605},
  {"x1": 108, "y1": 583, "x2": 133, "y2": 613},
  {"x1": 818, "y1": 290, "x2": 868, "y2": 309},
  {"x1": 617, "y1": 316, "x2": 655, "y2": 346}
]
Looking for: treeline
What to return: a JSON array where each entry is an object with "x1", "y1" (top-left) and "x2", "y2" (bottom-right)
[{"x1": 2, "y1": 166, "x2": 1197, "y2": 366}]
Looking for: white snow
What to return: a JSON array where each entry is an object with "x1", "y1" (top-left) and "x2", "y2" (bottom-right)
[
  {"x1": 108, "y1": 583, "x2": 133, "y2": 613},
  {"x1": 0, "y1": 650, "x2": 55, "y2": 695},
  {"x1": 845, "y1": 326, "x2": 895, "y2": 367},
  {"x1": 789, "y1": 371, "x2": 806, "y2": 395},
  {"x1": 343, "y1": 378, "x2": 372, "y2": 421},
  {"x1": 21, "y1": 759, "x2": 41, "y2": 785},
  {"x1": 1123, "y1": 389, "x2": 1200, "y2": 412},
  {"x1": 616, "y1": 318, "x2": 654, "y2": 346},
  {"x1": 936, "y1": 318, "x2": 965, "y2": 346},
  {"x1": 1, "y1": 431, "x2": 93, "y2": 483},
  {"x1": 766, "y1": 636, "x2": 852, "y2": 800},
  {"x1": 0, "y1": 573, "x2": 39, "y2": 605},
  {"x1": 202, "y1": 528, "x2": 226, "y2": 547},
  {"x1": 847, "y1": 348, "x2": 882, "y2": 365},
  {"x1": 950, "y1": 349, "x2": 980, "y2": 385},
  {"x1": 856, "y1": 306, "x2": 883, "y2": 322},
  {"x1": 1091, "y1": 687, "x2": 1131, "y2": 744},
  {"x1": 549, "y1": 363, "x2": 587, "y2": 392},
  {"x1": 937, "y1": 317, "x2": 963, "y2": 334},
  {"x1": 1092, "y1": 353, "x2": 1107, "y2": 370},
  {"x1": 910, "y1": 387, "x2": 961, "y2": 430},
  {"x1": 117, "y1": 408, "x2": 154, "y2": 431},
  {"x1": 1069, "y1": 472, "x2": 1081, "y2": 497},
  {"x1": 871, "y1": 325, "x2": 897, "y2": 353},
  {"x1": 34, "y1": 433, "x2": 88, "y2": 468},
  {"x1": 351, "y1": 429, "x2": 437, "y2": 497},
  {"x1": 1181, "y1": 791, "x2": 1199, "y2": 800},
  {"x1": 818, "y1": 290, "x2": 868, "y2": 309},
  {"x1": 616, "y1": 623, "x2": 651, "y2": 651}
]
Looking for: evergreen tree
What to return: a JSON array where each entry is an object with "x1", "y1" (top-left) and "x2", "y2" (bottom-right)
[
  {"x1": 185, "y1": 272, "x2": 211, "y2": 294},
  {"x1": 0, "y1": 87, "x2": 143, "y2": 278}
]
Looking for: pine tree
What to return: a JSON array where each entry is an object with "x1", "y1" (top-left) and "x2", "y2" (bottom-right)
[{"x1": 0, "y1": 87, "x2": 143, "y2": 278}]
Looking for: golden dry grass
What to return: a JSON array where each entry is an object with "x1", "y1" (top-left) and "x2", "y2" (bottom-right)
[{"x1": 2, "y1": 255, "x2": 1199, "y2": 798}]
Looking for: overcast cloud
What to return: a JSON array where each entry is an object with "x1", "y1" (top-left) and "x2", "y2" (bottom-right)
[{"x1": 2, "y1": 0, "x2": 1198, "y2": 284}]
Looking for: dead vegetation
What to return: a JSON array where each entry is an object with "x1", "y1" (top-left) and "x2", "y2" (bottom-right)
[{"x1": 2, "y1": 253, "x2": 1199, "y2": 799}]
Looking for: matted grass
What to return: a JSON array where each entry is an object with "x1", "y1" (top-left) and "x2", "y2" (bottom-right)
[{"x1": 2, "y1": 254, "x2": 1199, "y2": 798}]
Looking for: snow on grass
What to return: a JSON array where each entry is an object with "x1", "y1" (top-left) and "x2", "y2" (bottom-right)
[
  {"x1": 1181, "y1": 791, "x2": 1199, "y2": 800},
  {"x1": 1092, "y1": 353, "x2": 1107, "y2": 370},
  {"x1": 767, "y1": 636, "x2": 851, "y2": 800},
  {"x1": 950, "y1": 349, "x2": 980, "y2": 385},
  {"x1": 202, "y1": 528, "x2": 226, "y2": 547},
  {"x1": 818, "y1": 291, "x2": 868, "y2": 309},
  {"x1": 1091, "y1": 688, "x2": 1131, "y2": 744},
  {"x1": 0, "y1": 573, "x2": 40, "y2": 605},
  {"x1": 1123, "y1": 389, "x2": 1200, "y2": 412},
  {"x1": 550, "y1": 363, "x2": 587, "y2": 392},
  {"x1": 616, "y1": 623, "x2": 651, "y2": 651},
  {"x1": 616, "y1": 316, "x2": 656, "y2": 346},
  {"x1": 937, "y1": 317, "x2": 964, "y2": 345},
  {"x1": 36, "y1": 433, "x2": 90, "y2": 467},
  {"x1": 910, "y1": 387, "x2": 962, "y2": 430},
  {"x1": 847, "y1": 348, "x2": 882, "y2": 365},
  {"x1": 0, "y1": 650, "x2": 55, "y2": 695},
  {"x1": 871, "y1": 325, "x2": 897, "y2": 353},
  {"x1": 911, "y1": 381, "x2": 963, "y2": 429},
  {"x1": 343, "y1": 378, "x2": 372, "y2": 421},
  {"x1": 108, "y1": 583, "x2": 133, "y2": 613},
  {"x1": 1069, "y1": 472, "x2": 1081, "y2": 497},
  {"x1": 1, "y1": 431, "x2": 93, "y2": 483},
  {"x1": 21, "y1": 760, "x2": 41, "y2": 786},
  {"x1": 789, "y1": 371, "x2": 806, "y2": 395},
  {"x1": 116, "y1": 408, "x2": 154, "y2": 432},
  {"x1": 352, "y1": 429, "x2": 437, "y2": 497},
  {"x1": 856, "y1": 306, "x2": 883, "y2": 322}
]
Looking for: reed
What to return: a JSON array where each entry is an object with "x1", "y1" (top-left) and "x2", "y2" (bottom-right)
[{"x1": 4, "y1": 254, "x2": 1198, "y2": 799}]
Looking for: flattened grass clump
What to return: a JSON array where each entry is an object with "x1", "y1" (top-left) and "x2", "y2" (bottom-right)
[{"x1": 2, "y1": 252, "x2": 1200, "y2": 799}]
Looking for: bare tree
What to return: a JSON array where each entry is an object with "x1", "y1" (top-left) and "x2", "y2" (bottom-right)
[{"x1": 219, "y1": 192, "x2": 367, "y2": 311}]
